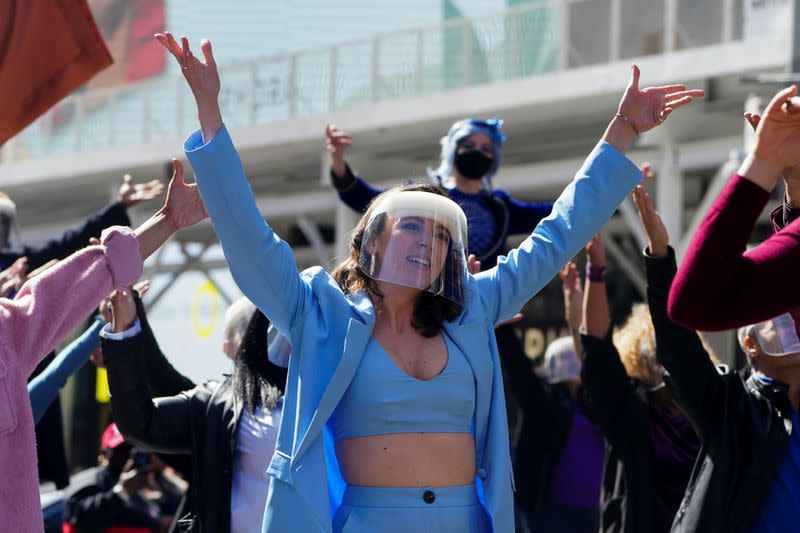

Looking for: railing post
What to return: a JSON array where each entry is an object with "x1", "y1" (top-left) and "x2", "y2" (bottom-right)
[
  {"x1": 108, "y1": 90, "x2": 116, "y2": 147},
  {"x1": 371, "y1": 37, "x2": 381, "y2": 102},
  {"x1": 142, "y1": 82, "x2": 151, "y2": 142},
  {"x1": 664, "y1": 0, "x2": 677, "y2": 52},
  {"x1": 560, "y1": 0, "x2": 570, "y2": 69},
  {"x1": 609, "y1": 0, "x2": 622, "y2": 61},
  {"x1": 722, "y1": 0, "x2": 734, "y2": 42},
  {"x1": 288, "y1": 54, "x2": 298, "y2": 118},
  {"x1": 461, "y1": 18, "x2": 472, "y2": 86},
  {"x1": 74, "y1": 94, "x2": 84, "y2": 152},
  {"x1": 508, "y1": 8, "x2": 519, "y2": 79},
  {"x1": 250, "y1": 62, "x2": 259, "y2": 125},
  {"x1": 177, "y1": 75, "x2": 185, "y2": 136},
  {"x1": 415, "y1": 30, "x2": 425, "y2": 95},
  {"x1": 329, "y1": 45, "x2": 338, "y2": 112}
]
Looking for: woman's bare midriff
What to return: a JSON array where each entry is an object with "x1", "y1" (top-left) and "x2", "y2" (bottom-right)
[{"x1": 335, "y1": 432, "x2": 476, "y2": 487}]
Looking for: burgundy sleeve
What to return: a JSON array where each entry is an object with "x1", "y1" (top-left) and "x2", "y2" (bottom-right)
[{"x1": 668, "y1": 174, "x2": 800, "y2": 330}]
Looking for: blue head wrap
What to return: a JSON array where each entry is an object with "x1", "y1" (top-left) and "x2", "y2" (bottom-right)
[{"x1": 427, "y1": 117, "x2": 506, "y2": 190}]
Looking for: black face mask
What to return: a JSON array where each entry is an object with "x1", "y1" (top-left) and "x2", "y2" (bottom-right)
[{"x1": 454, "y1": 151, "x2": 493, "y2": 180}]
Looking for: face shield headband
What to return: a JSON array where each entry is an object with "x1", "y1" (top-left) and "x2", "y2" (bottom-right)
[
  {"x1": 358, "y1": 191, "x2": 469, "y2": 307},
  {"x1": 738, "y1": 313, "x2": 800, "y2": 357},
  {"x1": 427, "y1": 117, "x2": 506, "y2": 190}
]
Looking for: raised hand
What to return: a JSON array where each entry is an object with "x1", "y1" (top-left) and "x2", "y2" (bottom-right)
[
  {"x1": 585, "y1": 233, "x2": 606, "y2": 267},
  {"x1": 110, "y1": 288, "x2": 137, "y2": 333},
  {"x1": 160, "y1": 159, "x2": 208, "y2": 231},
  {"x1": 155, "y1": 32, "x2": 221, "y2": 140},
  {"x1": 745, "y1": 111, "x2": 800, "y2": 200},
  {"x1": 467, "y1": 254, "x2": 481, "y2": 275},
  {"x1": 753, "y1": 87, "x2": 800, "y2": 171},
  {"x1": 118, "y1": 174, "x2": 165, "y2": 208},
  {"x1": 559, "y1": 262, "x2": 583, "y2": 331},
  {"x1": 632, "y1": 184, "x2": 669, "y2": 257},
  {"x1": 133, "y1": 279, "x2": 151, "y2": 299},
  {"x1": 0, "y1": 256, "x2": 28, "y2": 298},
  {"x1": 325, "y1": 123, "x2": 352, "y2": 178},
  {"x1": 616, "y1": 64, "x2": 704, "y2": 135}
]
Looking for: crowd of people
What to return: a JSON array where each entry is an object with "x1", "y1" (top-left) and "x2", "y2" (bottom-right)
[{"x1": 5, "y1": 28, "x2": 800, "y2": 533}]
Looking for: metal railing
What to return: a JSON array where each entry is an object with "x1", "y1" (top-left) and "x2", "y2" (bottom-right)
[{"x1": 1, "y1": 0, "x2": 744, "y2": 164}]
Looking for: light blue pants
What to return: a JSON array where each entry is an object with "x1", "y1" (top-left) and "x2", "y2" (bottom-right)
[{"x1": 333, "y1": 484, "x2": 490, "y2": 533}]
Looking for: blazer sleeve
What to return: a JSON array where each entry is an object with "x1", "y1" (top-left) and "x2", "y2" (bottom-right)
[
  {"x1": 185, "y1": 125, "x2": 314, "y2": 336},
  {"x1": 580, "y1": 332, "x2": 646, "y2": 450},
  {"x1": 28, "y1": 317, "x2": 104, "y2": 424},
  {"x1": 332, "y1": 163, "x2": 384, "y2": 214},
  {"x1": 646, "y1": 248, "x2": 725, "y2": 444},
  {"x1": 474, "y1": 141, "x2": 641, "y2": 324},
  {"x1": 500, "y1": 190, "x2": 555, "y2": 236},
  {"x1": 103, "y1": 332, "x2": 197, "y2": 455}
]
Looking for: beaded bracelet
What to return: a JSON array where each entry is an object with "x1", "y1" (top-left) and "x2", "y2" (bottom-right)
[
  {"x1": 586, "y1": 264, "x2": 607, "y2": 282},
  {"x1": 615, "y1": 112, "x2": 639, "y2": 135}
]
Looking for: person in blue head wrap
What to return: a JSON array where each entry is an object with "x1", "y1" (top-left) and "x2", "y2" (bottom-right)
[{"x1": 326, "y1": 118, "x2": 554, "y2": 269}]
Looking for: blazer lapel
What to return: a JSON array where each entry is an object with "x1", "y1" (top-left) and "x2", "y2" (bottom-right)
[
  {"x1": 444, "y1": 317, "x2": 493, "y2": 468},
  {"x1": 295, "y1": 313, "x2": 374, "y2": 461}
]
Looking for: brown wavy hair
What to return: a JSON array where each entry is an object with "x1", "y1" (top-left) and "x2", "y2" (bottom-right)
[{"x1": 331, "y1": 183, "x2": 462, "y2": 337}]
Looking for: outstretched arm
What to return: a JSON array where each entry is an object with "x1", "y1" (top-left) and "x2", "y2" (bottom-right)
[
  {"x1": 669, "y1": 86, "x2": 800, "y2": 329},
  {"x1": 103, "y1": 290, "x2": 196, "y2": 454},
  {"x1": 28, "y1": 317, "x2": 104, "y2": 424},
  {"x1": 20, "y1": 175, "x2": 163, "y2": 270},
  {"x1": 325, "y1": 123, "x2": 385, "y2": 213},
  {"x1": 1, "y1": 159, "x2": 207, "y2": 378},
  {"x1": 475, "y1": 66, "x2": 703, "y2": 324},
  {"x1": 160, "y1": 33, "x2": 314, "y2": 334},
  {"x1": 559, "y1": 262, "x2": 584, "y2": 355},
  {"x1": 579, "y1": 236, "x2": 644, "y2": 448},
  {"x1": 633, "y1": 185, "x2": 724, "y2": 442}
]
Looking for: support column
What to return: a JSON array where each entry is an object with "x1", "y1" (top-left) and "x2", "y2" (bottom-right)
[
  {"x1": 334, "y1": 202, "x2": 358, "y2": 263},
  {"x1": 657, "y1": 139, "x2": 683, "y2": 247},
  {"x1": 792, "y1": 0, "x2": 800, "y2": 72}
]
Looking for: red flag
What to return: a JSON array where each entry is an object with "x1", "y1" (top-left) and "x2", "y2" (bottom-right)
[{"x1": 0, "y1": 0, "x2": 112, "y2": 144}]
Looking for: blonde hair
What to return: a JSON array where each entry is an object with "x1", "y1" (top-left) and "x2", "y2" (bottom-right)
[
  {"x1": 614, "y1": 303, "x2": 721, "y2": 382},
  {"x1": 614, "y1": 303, "x2": 657, "y2": 383}
]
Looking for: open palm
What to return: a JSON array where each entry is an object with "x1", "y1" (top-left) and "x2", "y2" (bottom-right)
[
  {"x1": 618, "y1": 65, "x2": 704, "y2": 133},
  {"x1": 753, "y1": 85, "x2": 800, "y2": 170},
  {"x1": 162, "y1": 159, "x2": 208, "y2": 230},
  {"x1": 632, "y1": 185, "x2": 669, "y2": 257},
  {"x1": 155, "y1": 32, "x2": 220, "y2": 109}
]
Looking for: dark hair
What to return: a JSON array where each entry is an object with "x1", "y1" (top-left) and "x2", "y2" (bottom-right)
[
  {"x1": 330, "y1": 182, "x2": 462, "y2": 337},
  {"x1": 232, "y1": 309, "x2": 287, "y2": 414}
]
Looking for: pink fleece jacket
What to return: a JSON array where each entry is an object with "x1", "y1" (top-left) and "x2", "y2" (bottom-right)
[{"x1": 0, "y1": 226, "x2": 142, "y2": 532}]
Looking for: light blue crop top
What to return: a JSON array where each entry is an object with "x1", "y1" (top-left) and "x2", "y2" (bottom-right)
[{"x1": 329, "y1": 334, "x2": 476, "y2": 441}]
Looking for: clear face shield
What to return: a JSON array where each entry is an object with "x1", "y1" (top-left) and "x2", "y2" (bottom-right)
[
  {"x1": 738, "y1": 313, "x2": 800, "y2": 357},
  {"x1": 358, "y1": 191, "x2": 469, "y2": 307}
]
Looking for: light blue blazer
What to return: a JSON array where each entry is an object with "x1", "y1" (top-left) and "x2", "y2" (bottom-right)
[{"x1": 185, "y1": 125, "x2": 641, "y2": 533}]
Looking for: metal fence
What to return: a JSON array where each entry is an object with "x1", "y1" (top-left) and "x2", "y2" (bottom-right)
[{"x1": 1, "y1": 0, "x2": 744, "y2": 164}]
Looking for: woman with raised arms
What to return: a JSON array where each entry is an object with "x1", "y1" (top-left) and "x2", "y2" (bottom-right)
[{"x1": 157, "y1": 32, "x2": 702, "y2": 533}]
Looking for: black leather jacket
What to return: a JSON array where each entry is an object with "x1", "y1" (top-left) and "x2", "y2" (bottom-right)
[
  {"x1": 104, "y1": 308, "x2": 283, "y2": 533},
  {"x1": 645, "y1": 249, "x2": 791, "y2": 532}
]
